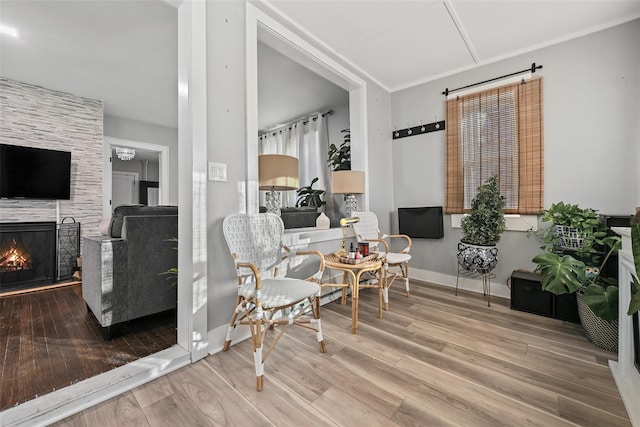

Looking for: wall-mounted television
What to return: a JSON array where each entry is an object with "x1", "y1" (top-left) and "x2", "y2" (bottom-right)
[
  {"x1": 0, "y1": 144, "x2": 71, "y2": 200},
  {"x1": 398, "y1": 206, "x2": 444, "y2": 239}
]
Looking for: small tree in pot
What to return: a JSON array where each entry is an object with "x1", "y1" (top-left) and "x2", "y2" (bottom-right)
[{"x1": 457, "y1": 175, "x2": 506, "y2": 273}]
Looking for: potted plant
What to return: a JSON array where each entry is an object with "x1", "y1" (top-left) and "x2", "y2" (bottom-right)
[
  {"x1": 457, "y1": 175, "x2": 506, "y2": 273},
  {"x1": 327, "y1": 129, "x2": 351, "y2": 171},
  {"x1": 295, "y1": 177, "x2": 326, "y2": 209},
  {"x1": 536, "y1": 201, "x2": 608, "y2": 258},
  {"x1": 531, "y1": 202, "x2": 621, "y2": 351}
]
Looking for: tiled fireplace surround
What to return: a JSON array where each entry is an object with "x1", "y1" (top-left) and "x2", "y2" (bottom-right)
[{"x1": 0, "y1": 78, "x2": 104, "y2": 274}]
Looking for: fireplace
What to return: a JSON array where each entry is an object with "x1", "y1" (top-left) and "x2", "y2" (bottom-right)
[{"x1": 0, "y1": 222, "x2": 56, "y2": 293}]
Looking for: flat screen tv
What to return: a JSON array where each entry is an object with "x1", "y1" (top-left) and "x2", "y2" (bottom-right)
[
  {"x1": 398, "y1": 206, "x2": 444, "y2": 239},
  {"x1": 0, "y1": 144, "x2": 71, "y2": 200}
]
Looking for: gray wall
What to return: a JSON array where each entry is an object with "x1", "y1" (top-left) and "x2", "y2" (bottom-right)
[
  {"x1": 0, "y1": 78, "x2": 103, "y2": 239},
  {"x1": 390, "y1": 19, "x2": 640, "y2": 296},
  {"x1": 104, "y1": 114, "x2": 179, "y2": 204},
  {"x1": 205, "y1": 2, "x2": 394, "y2": 337},
  {"x1": 112, "y1": 158, "x2": 160, "y2": 182}
]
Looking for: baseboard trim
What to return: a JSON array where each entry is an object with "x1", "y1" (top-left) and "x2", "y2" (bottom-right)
[
  {"x1": 409, "y1": 267, "x2": 510, "y2": 299},
  {"x1": 0, "y1": 281, "x2": 81, "y2": 298}
]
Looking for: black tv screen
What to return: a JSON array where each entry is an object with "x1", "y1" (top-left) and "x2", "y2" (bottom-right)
[
  {"x1": 0, "y1": 144, "x2": 71, "y2": 200},
  {"x1": 398, "y1": 206, "x2": 444, "y2": 239}
]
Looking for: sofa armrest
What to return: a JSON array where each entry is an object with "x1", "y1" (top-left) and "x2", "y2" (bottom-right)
[{"x1": 82, "y1": 236, "x2": 128, "y2": 327}]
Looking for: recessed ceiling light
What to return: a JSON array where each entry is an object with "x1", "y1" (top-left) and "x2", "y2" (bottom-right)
[{"x1": 0, "y1": 24, "x2": 19, "y2": 38}]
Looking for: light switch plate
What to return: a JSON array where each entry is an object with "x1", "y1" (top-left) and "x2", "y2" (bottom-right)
[{"x1": 208, "y1": 162, "x2": 227, "y2": 182}]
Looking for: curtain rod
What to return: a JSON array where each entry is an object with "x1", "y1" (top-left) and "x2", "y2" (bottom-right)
[
  {"x1": 442, "y1": 63, "x2": 542, "y2": 97},
  {"x1": 260, "y1": 109, "x2": 333, "y2": 137}
]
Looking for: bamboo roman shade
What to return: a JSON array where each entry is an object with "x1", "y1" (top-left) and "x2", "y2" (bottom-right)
[{"x1": 445, "y1": 77, "x2": 543, "y2": 214}]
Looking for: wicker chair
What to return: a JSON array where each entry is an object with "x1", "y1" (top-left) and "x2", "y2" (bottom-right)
[
  {"x1": 352, "y1": 211, "x2": 412, "y2": 310},
  {"x1": 222, "y1": 213, "x2": 326, "y2": 390}
]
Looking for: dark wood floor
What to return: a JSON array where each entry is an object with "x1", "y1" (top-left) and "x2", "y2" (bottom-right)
[
  {"x1": 0, "y1": 284, "x2": 176, "y2": 411},
  {"x1": 54, "y1": 281, "x2": 631, "y2": 426}
]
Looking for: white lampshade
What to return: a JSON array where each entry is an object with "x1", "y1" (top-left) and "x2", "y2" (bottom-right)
[
  {"x1": 331, "y1": 170, "x2": 365, "y2": 194},
  {"x1": 259, "y1": 155, "x2": 299, "y2": 191}
]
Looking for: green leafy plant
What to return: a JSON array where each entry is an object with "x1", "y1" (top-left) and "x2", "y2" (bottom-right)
[
  {"x1": 533, "y1": 238, "x2": 621, "y2": 321},
  {"x1": 460, "y1": 175, "x2": 506, "y2": 246},
  {"x1": 535, "y1": 202, "x2": 608, "y2": 259},
  {"x1": 160, "y1": 237, "x2": 178, "y2": 287},
  {"x1": 295, "y1": 177, "x2": 326, "y2": 208},
  {"x1": 327, "y1": 129, "x2": 351, "y2": 171},
  {"x1": 531, "y1": 203, "x2": 622, "y2": 321}
]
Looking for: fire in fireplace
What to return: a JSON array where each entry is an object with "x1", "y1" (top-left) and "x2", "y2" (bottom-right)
[
  {"x1": 0, "y1": 222, "x2": 56, "y2": 293},
  {"x1": 0, "y1": 238, "x2": 32, "y2": 272}
]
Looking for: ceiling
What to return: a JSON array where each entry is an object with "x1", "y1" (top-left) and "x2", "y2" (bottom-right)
[
  {"x1": 1, "y1": 1, "x2": 639, "y2": 132},
  {"x1": 268, "y1": 0, "x2": 640, "y2": 91}
]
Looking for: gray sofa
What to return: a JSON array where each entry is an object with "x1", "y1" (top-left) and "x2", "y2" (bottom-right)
[{"x1": 82, "y1": 205, "x2": 178, "y2": 339}]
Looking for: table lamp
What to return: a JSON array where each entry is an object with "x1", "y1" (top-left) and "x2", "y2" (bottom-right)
[
  {"x1": 337, "y1": 216, "x2": 360, "y2": 257},
  {"x1": 331, "y1": 170, "x2": 365, "y2": 218},
  {"x1": 259, "y1": 154, "x2": 299, "y2": 216}
]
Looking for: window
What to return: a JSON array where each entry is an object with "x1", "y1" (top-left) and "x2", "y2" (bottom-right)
[{"x1": 446, "y1": 77, "x2": 543, "y2": 214}]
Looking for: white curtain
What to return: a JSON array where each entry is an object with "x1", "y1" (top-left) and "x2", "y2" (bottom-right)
[{"x1": 259, "y1": 113, "x2": 329, "y2": 209}]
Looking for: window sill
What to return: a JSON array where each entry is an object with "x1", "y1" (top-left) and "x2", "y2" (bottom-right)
[{"x1": 451, "y1": 214, "x2": 538, "y2": 232}]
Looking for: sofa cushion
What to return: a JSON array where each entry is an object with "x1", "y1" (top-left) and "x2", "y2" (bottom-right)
[{"x1": 109, "y1": 205, "x2": 178, "y2": 238}]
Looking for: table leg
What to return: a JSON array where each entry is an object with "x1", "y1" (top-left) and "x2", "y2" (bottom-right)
[
  {"x1": 348, "y1": 270, "x2": 358, "y2": 333},
  {"x1": 341, "y1": 271, "x2": 349, "y2": 305},
  {"x1": 378, "y1": 266, "x2": 383, "y2": 319}
]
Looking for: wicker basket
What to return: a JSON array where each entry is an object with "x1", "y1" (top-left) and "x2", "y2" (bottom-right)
[
  {"x1": 576, "y1": 289, "x2": 618, "y2": 352},
  {"x1": 554, "y1": 225, "x2": 585, "y2": 249}
]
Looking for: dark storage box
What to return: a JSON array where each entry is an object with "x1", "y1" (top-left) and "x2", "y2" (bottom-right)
[{"x1": 510, "y1": 270, "x2": 579, "y2": 323}]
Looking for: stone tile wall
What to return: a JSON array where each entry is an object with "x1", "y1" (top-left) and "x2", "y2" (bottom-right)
[{"x1": 0, "y1": 78, "x2": 104, "y2": 243}]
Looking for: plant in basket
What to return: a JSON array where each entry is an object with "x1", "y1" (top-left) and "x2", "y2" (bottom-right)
[{"x1": 530, "y1": 202, "x2": 622, "y2": 351}]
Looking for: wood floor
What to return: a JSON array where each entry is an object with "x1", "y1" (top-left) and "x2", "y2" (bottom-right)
[
  {"x1": 0, "y1": 284, "x2": 176, "y2": 411},
  {"x1": 50, "y1": 281, "x2": 631, "y2": 425}
]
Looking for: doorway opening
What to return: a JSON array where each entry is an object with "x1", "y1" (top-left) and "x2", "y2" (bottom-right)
[{"x1": 103, "y1": 136, "x2": 169, "y2": 217}]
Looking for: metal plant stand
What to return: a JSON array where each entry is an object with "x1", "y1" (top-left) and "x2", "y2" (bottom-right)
[{"x1": 455, "y1": 266, "x2": 496, "y2": 307}]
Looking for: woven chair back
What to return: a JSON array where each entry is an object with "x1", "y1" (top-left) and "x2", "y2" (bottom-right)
[{"x1": 223, "y1": 213, "x2": 284, "y2": 277}]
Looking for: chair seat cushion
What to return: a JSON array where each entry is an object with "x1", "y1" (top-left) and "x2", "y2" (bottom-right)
[
  {"x1": 239, "y1": 278, "x2": 320, "y2": 309},
  {"x1": 384, "y1": 252, "x2": 411, "y2": 265}
]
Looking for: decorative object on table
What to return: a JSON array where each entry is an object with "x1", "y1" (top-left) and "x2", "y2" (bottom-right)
[
  {"x1": 337, "y1": 216, "x2": 360, "y2": 258},
  {"x1": 331, "y1": 170, "x2": 365, "y2": 217},
  {"x1": 530, "y1": 201, "x2": 622, "y2": 351},
  {"x1": 455, "y1": 175, "x2": 505, "y2": 307},
  {"x1": 338, "y1": 252, "x2": 379, "y2": 265},
  {"x1": 351, "y1": 211, "x2": 412, "y2": 310},
  {"x1": 315, "y1": 212, "x2": 330, "y2": 229},
  {"x1": 258, "y1": 154, "x2": 299, "y2": 216},
  {"x1": 222, "y1": 213, "x2": 326, "y2": 391}
]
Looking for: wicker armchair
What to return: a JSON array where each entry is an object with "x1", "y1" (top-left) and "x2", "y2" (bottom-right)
[
  {"x1": 222, "y1": 213, "x2": 326, "y2": 390},
  {"x1": 352, "y1": 211, "x2": 412, "y2": 310}
]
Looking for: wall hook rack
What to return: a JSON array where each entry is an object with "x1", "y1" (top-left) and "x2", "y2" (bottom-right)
[{"x1": 392, "y1": 120, "x2": 445, "y2": 140}]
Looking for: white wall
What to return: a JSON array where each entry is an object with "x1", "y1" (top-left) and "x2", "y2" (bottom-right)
[
  {"x1": 206, "y1": 1, "x2": 249, "y2": 333},
  {"x1": 204, "y1": 1, "x2": 393, "y2": 343},
  {"x1": 104, "y1": 114, "x2": 178, "y2": 204},
  {"x1": 390, "y1": 19, "x2": 640, "y2": 297}
]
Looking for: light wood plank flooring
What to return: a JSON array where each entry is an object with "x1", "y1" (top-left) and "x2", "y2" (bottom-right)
[{"x1": 53, "y1": 281, "x2": 631, "y2": 426}]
